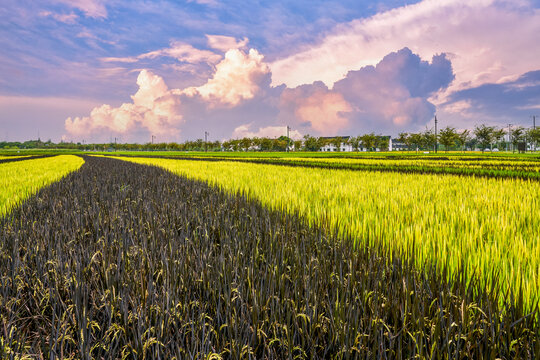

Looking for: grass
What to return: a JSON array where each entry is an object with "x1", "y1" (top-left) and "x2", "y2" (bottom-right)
[
  {"x1": 0, "y1": 156, "x2": 537, "y2": 358},
  {"x1": 118, "y1": 156, "x2": 540, "y2": 314},
  {"x1": 0, "y1": 155, "x2": 84, "y2": 217}
]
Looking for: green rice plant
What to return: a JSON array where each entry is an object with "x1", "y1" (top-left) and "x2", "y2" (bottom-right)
[
  {"x1": 119, "y1": 157, "x2": 540, "y2": 313},
  {"x1": 0, "y1": 156, "x2": 537, "y2": 358},
  {"x1": 105, "y1": 153, "x2": 540, "y2": 181},
  {"x1": 0, "y1": 155, "x2": 30, "y2": 160},
  {"x1": 0, "y1": 155, "x2": 84, "y2": 217}
]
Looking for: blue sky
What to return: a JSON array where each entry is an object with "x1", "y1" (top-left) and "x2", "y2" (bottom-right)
[{"x1": 1, "y1": 0, "x2": 539, "y2": 142}]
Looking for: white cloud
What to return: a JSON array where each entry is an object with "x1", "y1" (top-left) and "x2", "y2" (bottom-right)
[
  {"x1": 182, "y1": 49, "x2": 271, "y2": 106},
  {"x1": 140, "y1": 41, "x2": 222, "y2": 64},
  {"x1": 65, "y1": 49, "x2": 271, "y2": 140},
  {"x1": 206, "y1": 35, "x2": 248, "y2": 52},
  {"x1": 270, "y1": 0, "x2": 540, "y2": 103},
  {"x1": 65, "y1": 70, "x2": 183, "y2": 140},
  {"x1": 101, "y1": 41, "x2": 222, "y2": 65}
]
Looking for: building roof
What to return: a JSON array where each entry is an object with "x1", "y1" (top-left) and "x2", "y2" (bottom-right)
[{"x1": 319, "y1": 136, "x2": 351, "y2": 140}]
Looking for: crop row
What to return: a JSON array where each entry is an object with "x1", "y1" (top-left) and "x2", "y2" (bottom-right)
[
  {"x1": 0, "y1": 154, "x2": 53, "y2": 164},
  {"x1": 0, "y1": 155, "x2": 84, "y2": 218},
  {"x1": 104, "y1": 153, "x2": 540, "y2": 181},
  {"x1": 0, "y1": 156, "x2": 537, "y2": 358},
  {"x1": 118, "y1": 156, "x2": 540, "y2": 314}
]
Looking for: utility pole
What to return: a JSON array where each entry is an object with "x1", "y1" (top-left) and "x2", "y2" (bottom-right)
[
  {"x1": 434, "y1": 114, "x2": 438, "y2": 153},
  {"x1": 532, "y1": 115, "x2": 538, "y2": 152},
  {"x1": 205, "y1": 131, "x2": 209, "y2": 152},
  {"x1": 114, "y1": 137, "x2": 117, "y2": 152},
  {"x1": 508, "y1": 124, "x2": 512, "y2": 152},
  {"x1": 286, "y1": 126, "x2": 291, "y2": 152},
  {"x1": 151, "y1": 135, "x2": 155, "y2": 144}
]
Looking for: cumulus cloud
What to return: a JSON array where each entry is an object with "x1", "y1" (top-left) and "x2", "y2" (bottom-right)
[
  {"x1": 182, "y1": 49, "x2": 271, "y2": 107},
  {"x1": 232, "y1": 124, "x2": 302, "y2": 139},
  {"x1": 206, "y1": 35, "x2": 248, "y2": 52},
  {"x1": 277, "y1": 48, "x2": 454, "y2": 135},
  {"x1": 65, "y1": 49, "x2": 272, "y2": 140},
  {"x1": 280, "y1": 82, "x2": 352, "y2": 134},
  {"x1": 270, "y1": 0, "x2": 540, "y2": 101},
  {"x1": 65, "y1": 45, "x2": 457, "y2": 141},
  {"x1": 332, "y1": 48, "x2": 454, "y2": 132},
  {"x1": 65, "y1": 70, "x2": 183, "y2": 140}
]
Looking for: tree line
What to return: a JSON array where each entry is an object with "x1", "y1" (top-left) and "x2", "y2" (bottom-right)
[
  {"x1": 398, "y1": 125, "x2": 540, "y2": 153},
  {"x1": 2, "y1": 124, "x2": 540, "y2": 152}
]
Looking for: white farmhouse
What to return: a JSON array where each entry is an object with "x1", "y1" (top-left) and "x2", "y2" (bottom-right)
[{"x1": 319, "y1": 136, "x2": 395, "y2": 152}]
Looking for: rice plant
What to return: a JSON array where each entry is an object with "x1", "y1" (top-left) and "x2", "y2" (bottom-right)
[
  {"x1": 0, "y1": 156, "x2": 537, "y2": 358},
  {"x1": 106, "y1": 153, "x2": 540, "y2": 181},
  {"x1": 119, "y1": 156, "x2": 540, "y2": 314},
  {"x1": 0, "y1": 155, "x2": 84, "y2": 217}
]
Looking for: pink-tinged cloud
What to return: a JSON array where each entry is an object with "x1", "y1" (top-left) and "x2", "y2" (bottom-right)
[
  {"x1": 64, "y1": 46, "x2": 453, "y2": 141},
  {"x1": 65, "y1": 70, "x2": 183, "y2": 140},
  {"x1": 332, "y1": 48, "x2": 454, "y2": 133},
  {"x1": 280, "y1": 82, "x2": 352, "y2": 134},
  {"x1": 182, "y1": 49, "x2": 271, "y2": 107},
  {"x1": 54, "y1": 0, "x2": 107, "y2": 18},
  {"x1": 206, "y1": 35, "x2": 248, "y2": 52},
  {"x1": 232, "y1": 124, "x2": 302, "y2": 140},
  {"x1": 141, "y1": 41, "x2": 222, "y2": 64},
  {"x1": 270, "y1": 0, "x2": 540, "y2": 102},
  {"x1": 65, "y1": 49, "x2": 271, "y2": 140},
  {"x1": 101, "y1": 41, "x2": 223, "y2": 65},
  {"x1": 39, "y1": 11, "x2": 79, "y2": 24}
]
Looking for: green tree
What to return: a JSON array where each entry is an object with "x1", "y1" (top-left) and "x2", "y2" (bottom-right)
[
  {"x1": 456, "y1": 129, "x2": 471, "y2": 152},
  {"x1": 438, "y1": 126, "x2": 459, "y2": 152},
  {"x1": 302, "y1": 134, "x2": 320, "y2": 151},
  {"x1": 349, "y1": 136, "x2": 361, "y2": 151},
  {"x1": 273, "y1": 138, "x2": 288, "y2": 151},
  {"x1": 492, "y1": 128, "x2": 506, "y2": 150},
  {"x1": 473, "y1": 124, "x2": 495, "y2": 152},
  {"x1": 259, "y1": 137, "x2": 273, "y2": 151},
  {"x1": 511, "y1": 126, "x2": 525, "y2": 152},
  {"x1": 359, "y1": 133, "x2": 377, "y2": 151},
  {"x1": 397, "y1": 132, "x2": 409, "y2": 151},
  {"x1": 527, "y1": 128, "x2": 540, "y2": 151},
  {"x1": 331, "y1": 136, "x2": 343, "y2": 152},
  {"x1": 239, "y1": 137, "x2": 252, "y2": 151},
  {"x1": 421, "y1": 129, "x2": 437, "y2": 151},
  {"x1": 408, "y1": 133, "x2": 423, "y2": 153},
  {"x1": 375, "y1": 136, "x2": 389, "y2": 151}
]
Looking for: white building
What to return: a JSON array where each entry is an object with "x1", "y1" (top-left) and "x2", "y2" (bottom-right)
[{"x1": 319, "y1": 136, "x2": 394, "y2": 152}]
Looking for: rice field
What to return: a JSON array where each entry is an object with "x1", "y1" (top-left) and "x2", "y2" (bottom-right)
[
  {"x1": 108, "y1": 153, "x2": 540, "y2": 180},
  {"x1": 0, "y1": 154, "x2": 538, "y2": 358},
  {"x1": 118, "y1": 156, "x2": 540, "y2": 312},
  {"x1": 0, "y1": 155, "x2": 84, "y2": 217}
]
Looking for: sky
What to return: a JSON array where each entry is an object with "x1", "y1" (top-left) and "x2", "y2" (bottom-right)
[{"x1": 1, "y1": 0, "x2": 539, "y2": 143}]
